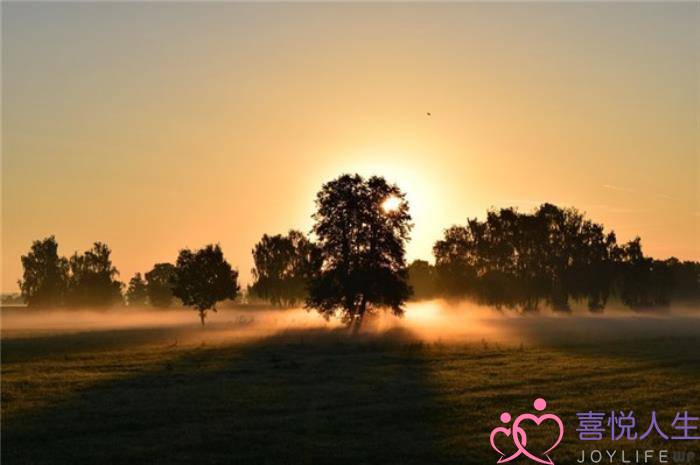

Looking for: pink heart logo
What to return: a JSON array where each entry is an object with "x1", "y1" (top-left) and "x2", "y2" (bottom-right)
[{"x1": 512, "y1": 413, "x2": 564, "y2": 465}]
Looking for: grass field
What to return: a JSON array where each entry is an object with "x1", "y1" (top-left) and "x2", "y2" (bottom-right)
[{"x1": 2, "y1": 304, "x2": 699, "y2": 465}]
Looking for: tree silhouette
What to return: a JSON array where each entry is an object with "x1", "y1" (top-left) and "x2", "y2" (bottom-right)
[
  {"x1": 126, "y1": 273, "x2": 148, "y2": 307},
  {"x1": 434, "y1": 204, "x2": 617, "y2": 312},
  {"x1": 432, "y1": 225, "x2": 479, "y2": 298},
  {"x1": 250, "y1": 230, "x2": 321, "y2": 306},
  {"x1": 407, "y1": 259, "x2": 437, "y2": 300},
  {"x1": 18, "y1": 236, "x2": 68, "y2": 307},
  {"x1": 430, "y1": 203, "x2": 700, "y2": 312},
  {"x1": 616, "y1": 238, "x2": 674, "y2": 309},
  {"x1": 306, "y1": 174, "x2": 412, "y2": 331},
  {"x1": 172, "y1": 244, "x2": 239, "y2": 325},
  {"x1": 65, "y1": 242, "x2": 123, "y2": 307},
  {"x1": 145, "y1": 263, "x2": 176, "y2": 308},
  {"x1": 668, "y1": 259, "x2": 700, "y2": 300}
]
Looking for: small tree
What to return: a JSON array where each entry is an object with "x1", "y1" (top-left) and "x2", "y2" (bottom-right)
[
  {"x1": 172, "y1": 244, "x2": 239, "y2": 325},
  {"x1": 18, "y1": 236, "x2": 68, "y2": 307},
  {"x1": 306, "y1": 174, "x2": 412, "y2": 331},
  {"x1": 250, "y1": 230, "x2": 321, "y2": 306},
  {"x1": 145, "y1": 263, "x2": 176, "y2": 308},
  {"x1": 126, "y1": 273, "x2": 148, "y2": 307}
]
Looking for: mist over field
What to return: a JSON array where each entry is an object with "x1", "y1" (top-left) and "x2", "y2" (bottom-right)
[
  {"x1": 3, "y1": 301, "x2": 699, "y2": 347},
  {"x1": 3, "y1": 301, "x2": 699, "y2": 465}
]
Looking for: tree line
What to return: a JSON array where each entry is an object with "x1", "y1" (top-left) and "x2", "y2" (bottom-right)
[
  {"x1": 18, "y1": 238, "x2": 238, "y2": 325},
  {"x1": 17, "y1": 174, "x2": 700, "y2": 326},
  {"x1": 410, "y1": 204, "x2": 700, "y2": 312}
]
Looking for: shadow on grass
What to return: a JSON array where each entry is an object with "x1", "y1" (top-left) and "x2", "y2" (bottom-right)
[{"x1": 2, "y1": 327, "x2": 458, "y2": 465}]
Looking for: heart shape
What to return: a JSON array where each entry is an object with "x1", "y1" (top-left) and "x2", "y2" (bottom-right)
[
  {"x1": 512, "y1": 414, "x2": 564, "y2": 465},
  {"x1": 489, "y1": 427, "x2": 526, "y2": 463}
]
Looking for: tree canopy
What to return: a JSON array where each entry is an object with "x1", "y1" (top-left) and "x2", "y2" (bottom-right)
[{"x1": 306, "y1": 174, "x2": 412, "y2": 330}]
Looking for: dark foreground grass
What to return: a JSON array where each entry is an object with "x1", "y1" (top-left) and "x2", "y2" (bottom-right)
[{"x1": 2, "y1": 318, "x2": 699, "y2": 465}]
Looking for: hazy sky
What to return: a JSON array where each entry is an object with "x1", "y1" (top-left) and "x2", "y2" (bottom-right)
[{"x1": 2, "y1": 2, "x2": 698, "y2": 292}]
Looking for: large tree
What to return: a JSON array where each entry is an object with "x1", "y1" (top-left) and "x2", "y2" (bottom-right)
[
  {"x1": 306, "y1": 174, "x2": 412, "y2": 331},
  {"x1": 65, "y1": 242, "x2": 123, "y2": 307},
  {"x1": 18, "y1": 236, "x2": 68, "y2": 307},
  {"x1": 172, "y1": 244, "x2": 239, "y2": 325},
  {"x1": 250, "y1": 230, "x2": 321, "y2": 306},
  {"x1": 126, "y1": 273, "x2": 148, "y2": 307},
  {"x1": 145, "y1": 263, "x2": 176, "y2": 308}
]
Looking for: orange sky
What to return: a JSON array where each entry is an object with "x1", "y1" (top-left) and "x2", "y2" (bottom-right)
[{"x1": 2, "y1": 2, "x2": 698, "y2": 292}]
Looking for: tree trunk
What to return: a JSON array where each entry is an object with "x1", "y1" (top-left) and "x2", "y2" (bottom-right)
[
  {"x1": 351, "y1": 295, "x2": 367, "y2": 335},
  {"x1": 351, "y1": 318, "x2": 361, "y2": 335},
  {"x1": 551, "y1": 278, "x2": 570, "y2": 312},
  {"x1": 199, "y1": 309, "x2": 206, "y2": 326}
]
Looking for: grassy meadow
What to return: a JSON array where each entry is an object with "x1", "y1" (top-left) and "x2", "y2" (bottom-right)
[{"x1": 2, "y1": 304, "x2": 699, "y2": 465}]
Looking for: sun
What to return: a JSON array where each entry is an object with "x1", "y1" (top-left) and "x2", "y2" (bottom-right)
[{"x1": 381, "y1": 195, "x2": 402, "y2": 213}]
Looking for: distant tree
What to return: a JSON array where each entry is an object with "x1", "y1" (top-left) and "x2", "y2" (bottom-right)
[
  {"x1": 407, "y1": 259, "x2": 437, "y2": 300},
  {"x1": 250, "y1": 230, "x2": 321, "y2": 306},
  {"x1": 65, "y1": 242, "x2": 123, "y2": 307},
  {"x1": 145, "y1": 263, "x2": 176, "y2": 308},
  {"x1": 18, "y1": 236, "x2": 68, "y2": 307},
  {"x1": 566, "y1": 220, "x2": 617, "y2": 312},
  {"x1": 172, "y1": 244, "x2": 239, "y2": 325},
  {"x1": 433, "y1": 225, "x2": 479, "y2": 298},
  {"x1": 306, "y1": 174, "x2": 412, "y2": 331},
  {"x1": 433, "y1": 204, "x2": 617, "y2": 313},
  {"x1": 616, "y1": 238, "x2": 674, "y2": 309},
  {"x1": 668, "y1": 259, "x2": 700, "y2": 300},
  {"x1": 126, "y1": 273, "x2": 148, "y2": 307}
]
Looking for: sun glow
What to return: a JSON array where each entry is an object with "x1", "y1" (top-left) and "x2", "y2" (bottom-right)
[
  {"x1": 381, "y1": 195, "x2": 402, "y2": 213},
  {"x1": 314, "y1": 151, "x2": 451, "y2": 267}
]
